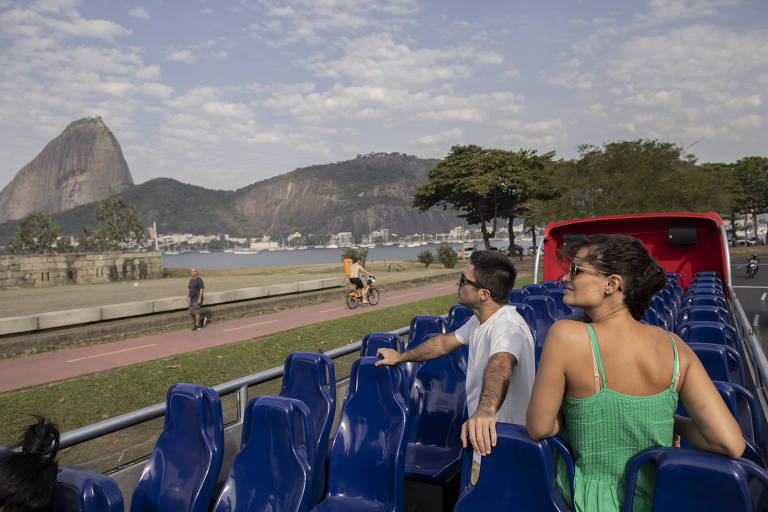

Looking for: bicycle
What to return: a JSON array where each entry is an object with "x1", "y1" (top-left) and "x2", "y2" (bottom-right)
[{"x1": 346, "y1": 276, "x2": 381, "y2": 309}]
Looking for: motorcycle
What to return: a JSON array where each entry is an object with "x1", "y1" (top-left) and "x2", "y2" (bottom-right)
[{"x1": 747, "y1": 260, "x2": 759, "y2": 278}]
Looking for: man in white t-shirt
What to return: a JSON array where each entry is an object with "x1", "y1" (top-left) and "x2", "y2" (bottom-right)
[{"x1": 376, "y1": 250, "x2": 535, "y2": 483}]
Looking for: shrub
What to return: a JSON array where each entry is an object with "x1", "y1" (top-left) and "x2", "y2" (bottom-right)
[
  {"x1": 437, "y1": 245, "x2": 458, "y2": 268},
  {"x1": 417, "y1": 250, "x2": 434, "y2": 268}
]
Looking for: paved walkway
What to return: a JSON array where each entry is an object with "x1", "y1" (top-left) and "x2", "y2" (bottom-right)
[{"x1": 0, "y1": 280, "x2": 460, "y2": 392}]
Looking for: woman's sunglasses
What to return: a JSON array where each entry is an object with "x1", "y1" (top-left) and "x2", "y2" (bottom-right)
[
  {"x1": 459, "y1": 273, "x2": 487, "y2": 290},
  {"x1": 569, "y1": 262, "x2": 609, "y2": 280}
]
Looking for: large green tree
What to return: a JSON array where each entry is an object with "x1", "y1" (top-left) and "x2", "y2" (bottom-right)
[
  {"x1": 80, "y1": 198, "x2": 146, "y2": 250},
  {"x1": 528, "y1": 139, "x2": 733, "y2": 222},
  {"x1": 730, "y1": 156, "x2": 768, "y2": 245},
  {"x1": 8, "y1": 213, "x2": 67, "y2": 254},
  {"x1": 414, "y1": 145, "x2": 550, "y2": 250}
]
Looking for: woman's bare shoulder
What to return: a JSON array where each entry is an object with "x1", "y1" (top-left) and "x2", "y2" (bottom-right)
[{"x1": 546, "y1": 320, "x2": 589, "y2": 346}]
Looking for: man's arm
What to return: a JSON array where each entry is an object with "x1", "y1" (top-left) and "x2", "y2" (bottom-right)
[
  {"x1": 197, "y1": 281, "x2": 204, "y2": 304},
  {"x1": 461, "y1": 352, "x2": 516, "y2": 456},
  {"x1": 375, "y1": 332, "x2": 463, "y2": 366}
]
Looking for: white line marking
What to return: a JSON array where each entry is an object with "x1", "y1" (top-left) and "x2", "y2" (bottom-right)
[
  {"x1": 753, "y1": 314, "x2": 760, "y2": 329},
  {"x1": 66, "y1": 343, "x2": 157, "y2": 363},
  {"x1": 761, "y1": 293, "x2": 767, "y2": 302}
]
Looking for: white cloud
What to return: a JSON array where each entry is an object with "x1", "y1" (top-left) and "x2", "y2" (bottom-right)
[
  {"x1": 166, "y1": 49, "x2": 196, "y2": 63},
  {"x1": 415, "y1": 128, "x2": 463, "y2": 146},
  {"x1": 128, "y1": 7, "x2": 150, "y2": 20}
]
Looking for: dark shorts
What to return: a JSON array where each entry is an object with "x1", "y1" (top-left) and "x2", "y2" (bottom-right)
[
  {"x1": 349, "y1": 277, "x2": 364, "y2": 289},
  {"x1": 189, "y1": 301, "x2": 202, "y2": 314}
]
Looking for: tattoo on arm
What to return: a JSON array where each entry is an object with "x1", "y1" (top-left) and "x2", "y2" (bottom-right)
[{"x1": 477, "y1": 352, "x2": 516, "y2": 414}]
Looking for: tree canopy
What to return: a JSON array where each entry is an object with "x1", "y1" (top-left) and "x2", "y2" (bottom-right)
[
  {"x1": 7, "y1": 213, "x2": 66, "y2": 254},
  {"x1": 414, "y1": 145, "x2": 552, "y2": 249},
  {"x1": 80, "y1": 198, "x2": 145, "y2": 250}
]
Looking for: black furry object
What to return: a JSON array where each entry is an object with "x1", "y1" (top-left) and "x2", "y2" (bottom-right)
[{"x1": 0, "y1": 416, "x2": 60, "y2": 512}]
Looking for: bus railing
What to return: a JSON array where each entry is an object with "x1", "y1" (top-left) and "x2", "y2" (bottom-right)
[{"x1": 59, "y1": 326, "x2": 410, "y2": 451}]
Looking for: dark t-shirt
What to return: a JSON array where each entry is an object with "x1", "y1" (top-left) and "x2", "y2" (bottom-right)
[{"x1": 188, "y1": 276, "x2": 204, "y2": 302}]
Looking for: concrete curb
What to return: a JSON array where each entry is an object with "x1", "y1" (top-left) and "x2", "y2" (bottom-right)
[{"x1": 0, "y1": 277, "x2": 341, "y2": 336}]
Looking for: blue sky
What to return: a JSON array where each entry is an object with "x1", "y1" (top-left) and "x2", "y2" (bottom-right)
[{"x1": 0, "y1": 0, "x2": 766, "y2": 191}]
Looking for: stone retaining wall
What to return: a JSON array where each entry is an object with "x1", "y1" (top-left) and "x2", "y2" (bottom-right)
[{"x1": 0, "y1": 251, "x2": 163, "y2": 288}]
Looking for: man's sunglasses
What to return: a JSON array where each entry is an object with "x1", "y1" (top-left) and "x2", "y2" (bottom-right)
[
  {"x1": 459, "y1": 273, "x2": 487, "y2": 290},
  {"x1": 569, "y1": 262, "x2": 609, "y2": 280}
]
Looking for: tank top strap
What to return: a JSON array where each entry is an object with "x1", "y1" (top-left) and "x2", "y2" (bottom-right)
[
  {"x1": 666, "y1": 331, "x2": 680, "y2": 391},
  {"x1": 585, "y1": 324, "x2": 607, "y2": 389}
]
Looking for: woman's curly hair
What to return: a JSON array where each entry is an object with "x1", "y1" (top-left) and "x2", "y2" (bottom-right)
[{"x1": 563, "y1": 234, "x2": 667, "y2": 320}]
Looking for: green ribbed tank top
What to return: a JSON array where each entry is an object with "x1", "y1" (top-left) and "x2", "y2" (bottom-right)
[{"x1": 556, "y1": 324, "x2": 679, "y2": 512}]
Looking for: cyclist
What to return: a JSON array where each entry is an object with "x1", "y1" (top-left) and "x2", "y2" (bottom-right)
[{"x1": 349, "y1": 255, "x2": 374, "y2": 304}]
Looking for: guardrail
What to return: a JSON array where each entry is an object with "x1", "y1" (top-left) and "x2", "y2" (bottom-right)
[{"x1": 59, "y1": 325, "x2": 410, "y2": 450}]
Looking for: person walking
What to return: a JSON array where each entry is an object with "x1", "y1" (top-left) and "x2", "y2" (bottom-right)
[{"x1": 188, "y1": 268, "x2": 205, "y2": 331}]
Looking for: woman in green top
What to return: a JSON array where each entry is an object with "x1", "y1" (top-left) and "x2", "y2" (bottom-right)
[{"x1": 526, "y1": 234, "x2": 745, "y2": 511}]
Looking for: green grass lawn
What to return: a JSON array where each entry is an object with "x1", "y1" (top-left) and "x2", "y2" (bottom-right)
[{"x1": 0, "y1": 292, "x2": 460, "y2": 447}]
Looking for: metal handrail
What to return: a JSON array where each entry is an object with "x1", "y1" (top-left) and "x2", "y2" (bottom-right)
[{"x1": 59, "y1": 326, "x2": 410, "y2": 450}]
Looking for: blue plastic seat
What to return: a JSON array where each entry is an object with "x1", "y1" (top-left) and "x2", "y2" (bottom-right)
[
  {"x1": 407, "y1": 315, "x2": 447, "y2": 349},
  {"x1": 312, "y1": 357, "x2": 409, "y2": 512},
  {"x1": 686, "y1": 284, "x2": 725, "y2": 297},
  {"x1": 688, "y1": 343, "x2": 746, "y2": 386},
  {"x1": 523, "y1": 283, "x2": 547, "y2": 296},
  {"x1": 641, "y1": 307, "x2": 669, "y2": 330},
  {"x1": 508, "y1": 289, "x2": 527, "y2": 304},
  {"x1": 692, "y1": 271, "x2": 723, "y2": 282},
  {"x1": 454, "y1": 424, "x2": 574, "y2": 512},
  {"x1": 650, "y1": 295, "x2": 675, "y2": 330},
  {"x1": 544, "y1": 289, "x2": 577, "y2": 320},
  {"x1": 404, "y1": 344, "x2": 466, "y2": 483},
  {"x1": 509, "y1": 302, "x2": 540, "y2": 367},
  {"x1": 714, "y1": 381, "x2": 765, "y2": 448},
  {"x1": 624, "y1": 447, "x2": 768, "y2": 512},
  {"x1": 678, "y1": 305, "x2": 731, "y2": 326},
  {"x1": 212, "y1": 396, "x2": 314, "y2": 512},
  {"x1": 279, "y1": 352, "x2": 336, "y2": 507},
  {"x1": 677, "y1": 321, "x2": 740, "y2": 352},
  {"x1": 684, "y1": 294, "x2": 729, "y2": 310},
  {"x1": 130, "y1": 383, "x2": 224, "y2": 512},
  {"x1": 521, "y1": 295, "x2": 558, "y2": 346},
  {"x1": 55, "y1": 466, "x2": 124, "y2": 512},
  {"x1": 361, "y1": 332, "x2": 405, "y2": 357},
  {"x1": 656, "y1": 288, "x2": 679, "y2": 317},
  {"x1": 540, "y1": 280, "x2": 563, "y2": 289},
  {"x1": 447, "y1": 304, "x2": 474, "y2": 333}
]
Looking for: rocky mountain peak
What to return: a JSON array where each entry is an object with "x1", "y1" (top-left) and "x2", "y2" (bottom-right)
[{"x1": 0, "y1": 117, "x2": 134, "y2": 222}]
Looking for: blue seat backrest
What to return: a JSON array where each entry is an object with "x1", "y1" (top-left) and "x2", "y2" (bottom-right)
[
  {"x1": 447, "y1": 304, "x2": 474, "y2": 332},
  {"x1": 317, "y1": 357, "x2": 408, "y2": 512},
  {"x1": 678, "y1": 305, "x2": 731, "y2": 326},
  {"x1": 540, "y1": 280, "x2": 563, "y2": 289},
  {"x1": 405, "y1": 346, "x2": 466, "y2": 483},
  {"x1": 55, "y1": 466, "x2": 124, "y2": 512},
  {"x1": 508, "y1": 303, "x2": 539, "y2": 365},
  {"x1": 508, "y1": 289, "x2": 527, "y2": 304},
  {"x1": 361, "y1": 332, "x2": 405, "y2": 356},
  {"x1": 130, "y1": 383, "x2": 224, "y2": 512},
  {"x1": 544, "y1": 289, "x2": 578, "y2": 320},
  {"x1": 688, "y1": 343, "x2": 746, "y2": 386},
  {"x1": 625, "y1": 447, "x2": 768, "y2": 512},
  {"x1": 520, "y1": 295, "x2": 557, "y2": 344},
  {"x1": 212, "y1": 396, "x2": 313, "y2": 512},
  {"x1": 523, "y1": 283, "x2": 547, "y2": 296},
  {"x1": 408, "y1": 315, "x2": 447, "y2": 349},
  {"x1": 713, "y1": 381, "x2": 765, "y2": 447},
  {"x1": 279, "y1": 352, "x2": 336, "y2": 507},
  {"x1": 677, "y1": 321, "x2": 740, "y2": 352},
  {"x1": 454, "y1": 424, "x2": 573, "y2": 512},
  {"x1": 684, "y1": 294, "x2": 728, "y2": 310},
  {"x1": 650, "y1": 295, "x2": 675, "y2": 330},
  {"x1": 641, "y1": 307, "x2": 669, "y2": 330},
  {"x1": 686, "y1": 284, "x2": 725, "y2": 297}
]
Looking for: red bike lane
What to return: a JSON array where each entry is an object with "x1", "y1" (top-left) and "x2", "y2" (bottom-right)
[{"x1": 0, "y1": 280, "x2": 460, "y2": 393}]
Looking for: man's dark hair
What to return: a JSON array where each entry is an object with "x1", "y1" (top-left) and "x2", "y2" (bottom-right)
[
  {"x1": 0, "y1": 416, "x2": 60, "y2": 512},
  {"x1": 469, "y1": 250, "x2": 517, "y2": 304}
]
